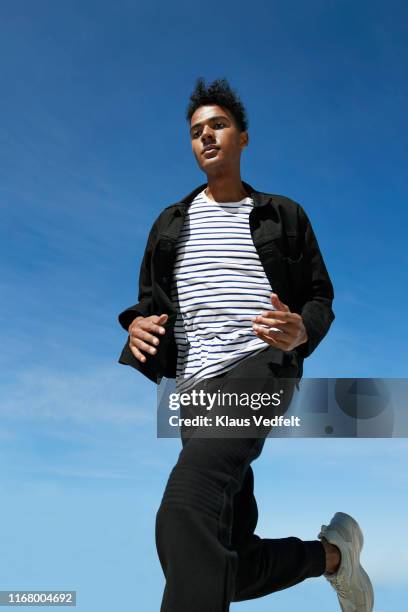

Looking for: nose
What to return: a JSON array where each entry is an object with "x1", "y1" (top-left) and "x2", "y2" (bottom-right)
[{"x1": 201, "y1": 125, "x2": 215, "y2": 142}]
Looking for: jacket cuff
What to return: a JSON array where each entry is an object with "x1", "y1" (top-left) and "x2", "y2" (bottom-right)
[
  {"x1": 295, "y1": 318, "x2": 315, "y2": 359},
  {"x1": 118, "y1": 299, "x2": 152, "y2": 331},
  {"x1": 296, "y1": 300, "x2": 335, "y2": 359}
]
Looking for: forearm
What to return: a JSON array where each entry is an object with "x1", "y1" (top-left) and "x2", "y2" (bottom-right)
[
  {"x1": 118, "y1": 217, "x2": 159, "y2": 332},
  {"x1": 296, "y1": 205, "x2": 335, "y2": 358}
]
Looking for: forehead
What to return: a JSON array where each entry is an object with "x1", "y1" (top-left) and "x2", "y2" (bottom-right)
[{"x1": 190, "y1": 104, "x2": 234, "y2": 126}]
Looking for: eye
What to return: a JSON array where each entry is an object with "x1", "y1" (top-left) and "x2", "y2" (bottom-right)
[{"x1": 191, "y1": 121, "x2": 226, "y2": 138}]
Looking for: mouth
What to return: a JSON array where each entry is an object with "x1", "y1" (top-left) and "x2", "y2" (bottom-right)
[{"x1": 202, "y1": 145, "x2": 220, "y2": 156}]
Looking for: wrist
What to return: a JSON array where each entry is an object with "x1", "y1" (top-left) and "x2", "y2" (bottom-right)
[{"x1": 298, "y1": 325, "x2": 308, "y2": 346}]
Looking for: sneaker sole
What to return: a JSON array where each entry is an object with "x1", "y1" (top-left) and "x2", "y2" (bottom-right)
[{"x1": 319, "y1": 512, "x2": 374, "y2": 611}]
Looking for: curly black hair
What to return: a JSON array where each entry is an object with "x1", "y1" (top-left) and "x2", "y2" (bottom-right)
[{"x1": 186, "y1": 77, "x2": 249, "y2": 132}]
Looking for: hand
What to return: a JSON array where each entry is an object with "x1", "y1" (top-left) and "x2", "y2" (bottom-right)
[
  {"x1": 251, "y1": 293, "x2": 308, "y2": 352},
  {"x1": 128, "y1": 313, "x2": 168, "y2": 363}
]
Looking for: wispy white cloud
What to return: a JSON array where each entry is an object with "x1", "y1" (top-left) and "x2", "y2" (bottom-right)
[
  {"x1": 262, "y1": 437, "x2": 408, "y2": 460},
  {"x1": 32, "y1": 465, "x2": 138, "y2": 480},
  {"x1": 0, "y1": 364, "x2": 155, "y2": 424}
]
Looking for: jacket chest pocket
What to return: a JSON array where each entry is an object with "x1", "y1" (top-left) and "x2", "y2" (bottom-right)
[
  {"x1": 259, "y1": 235, "x2": 310, "y2": 303},
  {"x1": 261, "y1": 231, "x2": 302, "y2": 258}
]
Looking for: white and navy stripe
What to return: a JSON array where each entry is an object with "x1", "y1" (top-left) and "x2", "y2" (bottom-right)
[{"x1": 170, "y1": 188, "x2": 278, "y2": 393}]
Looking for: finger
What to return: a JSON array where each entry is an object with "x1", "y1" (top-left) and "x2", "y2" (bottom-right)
[
  {"x1": 143, "y1": 320, "x2": 167, "y2": 335},
  {"x1": 129, "y1": 344, "x2": 147, "y2": 363},
  {"x1": 262, "y1": 329, "x2": 294, "y2": 349},
  {"x1": 131, "y1": 328, "x2": 160, "y2": 347},
  {"x1": 253, "y1": 325, "x2": 290, "y2": 340},
  {"x1": 253, "y1": 318, "x2": 299, "y2": 337},
  {"x1": 253, "y1": 323, "x2": 284, "y2": 335},
  {"x1": 253, "y1": 326, "x2": 282, "y2": 347},
  {"x1": 254, "y1": 309, "x2": 291, "y2": 320},
  {"x1": 252, "y1": 316, "x2": 288, "y2": 327},
  {"x1": 151, "y1": 313, "x2": 168, "y2": 324},
  {"x1": 270, "y1": 292, "x2": 290, "y2": 312},
  {"x1": 253, "y1": 325, "x2": 292, "y2": 346},
  {"x1": 130, "y1": 337, "x2": 157, "y2": 356},
  {"x1": 265, "y1": 328, "x2": 293, "y2": 342}
]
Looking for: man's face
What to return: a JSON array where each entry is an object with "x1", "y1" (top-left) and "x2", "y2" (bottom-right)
[{"x1": 189, "y1": 104, "x2": 248, "y2": 175}]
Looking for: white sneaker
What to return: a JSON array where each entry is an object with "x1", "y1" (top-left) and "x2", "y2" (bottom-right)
[{"x1": 318, "y1": 512, "x2": 374, "y2": 611}]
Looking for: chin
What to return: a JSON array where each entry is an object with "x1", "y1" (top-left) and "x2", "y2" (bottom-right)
[{"x1": 201, "y1": 156, "x2": 224, "y2": 168}]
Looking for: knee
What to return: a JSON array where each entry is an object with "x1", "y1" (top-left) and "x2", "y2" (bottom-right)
[
  {"x1": 155, "y1": 496, "x2": 206, "y2": 570},
  {"x1": 164, "y1": 464, "x2": 225, "y2": 514},
  {"x1": 155, "y1": 501, "x2": 172, "y2": 550}
]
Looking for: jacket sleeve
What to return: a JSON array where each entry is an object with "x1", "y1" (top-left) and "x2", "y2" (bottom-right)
[
  {"x1": 295, "y1": 206, "x2": 335, "y2": 359},
  {"x1": 117, "y1": 218, "x2": 159, "y2": 332}
]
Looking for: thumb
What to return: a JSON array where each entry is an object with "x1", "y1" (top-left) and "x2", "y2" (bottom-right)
[
  {"x1": 270, "y1": 292, "x2": 289, "y2": 312},
  {"x1": 159, "y1": 313, "x2": 169, "y2": 321}
]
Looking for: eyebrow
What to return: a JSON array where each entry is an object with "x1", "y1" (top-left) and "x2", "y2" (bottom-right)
[{"x1": 190, "y1": 115, "x2": 230, "y2": 133}]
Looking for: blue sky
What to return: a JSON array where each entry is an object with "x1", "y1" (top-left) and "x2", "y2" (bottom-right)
[{"x1": 0, "y1": 1, "x2": 407, "y2": 610}]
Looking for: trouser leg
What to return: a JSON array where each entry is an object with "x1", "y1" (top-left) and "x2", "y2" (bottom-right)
[
  {"x1": 155, "y1": 348, "x2": 326, "y2": 611},
  {"x1": 231, "y1": 464, "x2": 326, "y2": 601},
  {"x1": 155, "y1": 434, "x2": 263, "y2": 611}
]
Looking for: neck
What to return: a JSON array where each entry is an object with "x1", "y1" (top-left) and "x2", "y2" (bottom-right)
[{"x1": 204, "y1": 171, "x2": 248, "y2": 203}]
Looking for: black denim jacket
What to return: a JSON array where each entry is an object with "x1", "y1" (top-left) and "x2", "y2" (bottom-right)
[{"x1": 117, "y1": 180, "x2": 335, "y2": 384}]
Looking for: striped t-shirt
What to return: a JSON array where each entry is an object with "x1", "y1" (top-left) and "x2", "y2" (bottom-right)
[{"x1": 170, "y1": 188, "x2": 280, "y2": 392}]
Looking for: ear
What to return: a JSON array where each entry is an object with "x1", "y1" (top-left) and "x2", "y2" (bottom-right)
[{"x1": 240, "y1": 130, "x2": 249, "y2": 150}]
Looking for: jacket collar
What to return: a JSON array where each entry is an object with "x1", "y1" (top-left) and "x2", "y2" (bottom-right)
[{"x1": 171, "y1": 180, "x2": 273, "y2": 215}]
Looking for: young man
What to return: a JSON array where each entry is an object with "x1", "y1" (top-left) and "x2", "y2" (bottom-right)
[{"x1": 117, "y1": 78, "x2": 374, "y2": 611}]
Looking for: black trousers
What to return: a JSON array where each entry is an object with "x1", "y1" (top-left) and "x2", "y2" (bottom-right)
[{"x1": 155, "y1": 347, "x2": 326, "y2": 611}]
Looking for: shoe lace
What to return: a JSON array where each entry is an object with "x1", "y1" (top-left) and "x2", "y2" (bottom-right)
[{"x1": 329, "y1": 572, "x2": 350, "y2": 599}]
